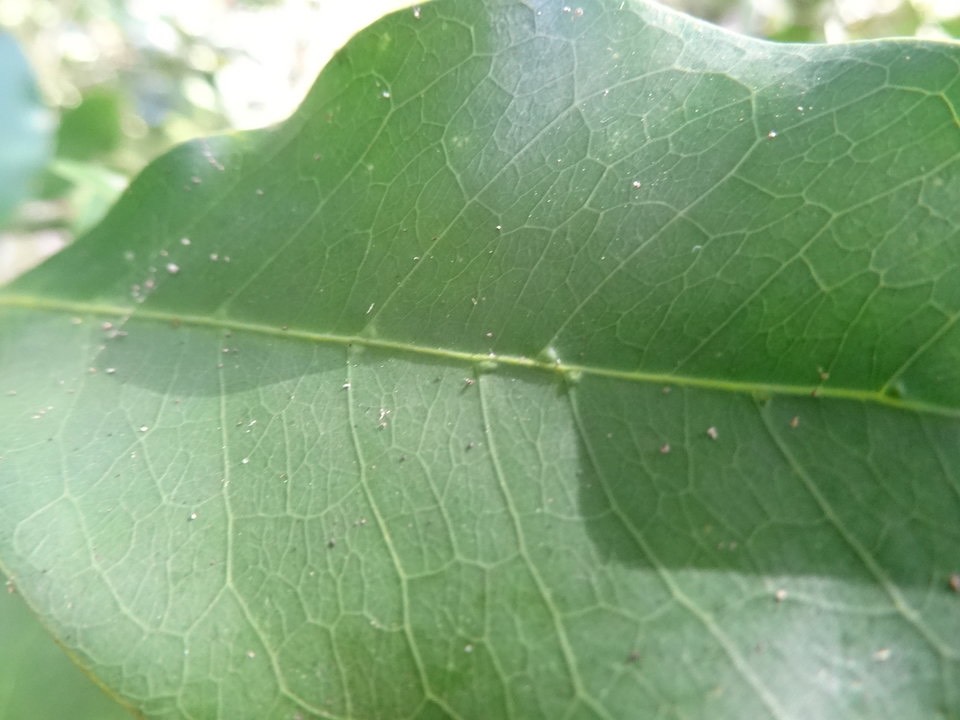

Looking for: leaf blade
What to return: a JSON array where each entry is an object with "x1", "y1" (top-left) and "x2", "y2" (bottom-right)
[{"x1": 2, "y1": 1, "x2": 959, "y2": 718}]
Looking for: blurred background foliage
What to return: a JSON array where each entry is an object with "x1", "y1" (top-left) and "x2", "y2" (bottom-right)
[{"x1": 0, "y1": 0, "x2": 958, "y2": 715}]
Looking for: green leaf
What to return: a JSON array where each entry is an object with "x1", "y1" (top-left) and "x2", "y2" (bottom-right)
[
  {"x1": 0, "y1": 574, "x2": 134, "y2": 719},
  {"x1": 2, "y1": 1, "x2": 959, "y2": 718},
  {"x1": 0, "y1": 32, "x2": 53, "y2": 226}
]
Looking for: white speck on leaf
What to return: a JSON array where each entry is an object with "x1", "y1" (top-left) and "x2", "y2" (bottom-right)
[
  {"x1": 632, "y1": 180, "x2": 642, "y2": 189},
  {"x1": 767, "y1": 130, "x2": 778, "y2": 139},
  {"x1": 179, "y1": 237, "x2": 191, "y2": 246},
  {"x1": 774, "y1": 588, "x2": 788, "y2": 602},
  {"x1": 706, "y1": 426, "x2": 718, "y2": 440},
  {"x1": 873, "y1": 648, "x2": 891, "y2": 662},
  {"x1": 166, "y1": 262, "x2": 180, "y2": 275}
]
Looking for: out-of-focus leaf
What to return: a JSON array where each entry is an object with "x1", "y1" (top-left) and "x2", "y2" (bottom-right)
[
  {"x1": 56, "y1": 90, "x2": 124, "y2": 162},
  {"x1": 0, "y1": 32, "x2": 53, "y2": 227},
  {"x1": 48, "y1": 159, "x2": 128, "y2": 234},
  {"x1": 0, "y1": 574, "x2": 132, "y2": 720}
]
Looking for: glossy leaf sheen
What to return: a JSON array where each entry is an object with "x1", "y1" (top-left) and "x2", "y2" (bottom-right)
[{"x1": 2, "y1": 1, "x2": 960, "y2": 718}]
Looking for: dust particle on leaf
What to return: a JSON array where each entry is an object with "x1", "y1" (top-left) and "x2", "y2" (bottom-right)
[{"x1": 706, "y1": 426, "x2": 718, "y2": 440}]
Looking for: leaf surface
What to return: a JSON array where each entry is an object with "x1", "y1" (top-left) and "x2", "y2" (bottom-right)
[{"x1": 1, "y1": 1, "x2": 959, "y2": 718}]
